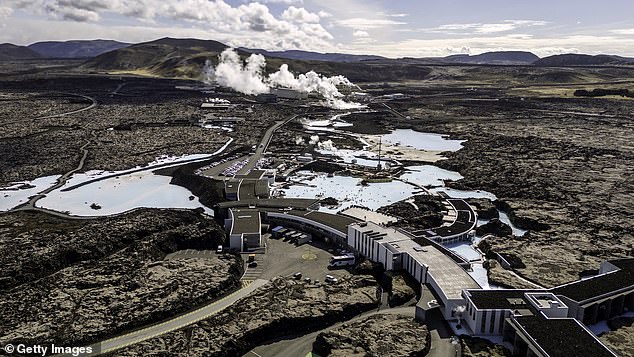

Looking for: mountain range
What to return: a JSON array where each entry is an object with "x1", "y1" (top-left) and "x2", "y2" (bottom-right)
[
  {"x1": 28, "y1": 40, "x2": 130, "y2": 59},
  {"x1": 2, "y1": 38, "x2": 634, "y2": 79},
  {"x1": 0, "y1": 43, "x2": 42, "y2": 60},
  {"x1": 240, "y1": 48, "x2": 385, "y2": 63}
]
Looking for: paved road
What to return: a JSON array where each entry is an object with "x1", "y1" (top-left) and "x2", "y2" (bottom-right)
[
  {"x1": 237, "y1": 115, "x2": 297, "y2": 175},
  {"x1": 82, "y1": 279, "x2": 268, "y2": 356},
  {"x1": 36, "y1": 92, "x2": 97, "y2": 119}
]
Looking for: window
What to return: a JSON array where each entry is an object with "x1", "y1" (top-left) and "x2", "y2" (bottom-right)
[
  {"x1": 498, "y1": 310, "x2": 505, "y2": 334},
  {"x1": 489, "y1": 310, "x2": 496, "y2": 334},
  {"x1": 481, "y1": 311, "x2": 487, "y2": 333}
]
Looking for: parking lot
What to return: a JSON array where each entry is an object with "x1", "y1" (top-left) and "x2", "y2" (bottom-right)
[{"x1": 240, "y1": 234, "x2": 352, "y2": 284}]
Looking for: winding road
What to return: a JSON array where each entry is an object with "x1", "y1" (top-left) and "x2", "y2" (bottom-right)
[{"x1": 35, "y1": 92, "x2": 97, "y2": 120}]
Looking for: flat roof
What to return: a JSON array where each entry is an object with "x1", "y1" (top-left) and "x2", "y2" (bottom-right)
[
  {"x1": 514, "y1": 316, "x2": 616, "y2": 357},
  {"x1": 238, "y1": 180, "x2": 256, "y2": 200},
  {"x1": 225, "y1": 179, "x2": 241, "y2": 195},
  {"x1": 448, "y1": 198, "x2": 471, "y2": 211},
  {"x1": 229, "y1": 208, "x2": 261, "y2": 235},
  {"x1": 216, "y1": 198, "x2": 320, "y2": 210},
  {"x1": 286, "y1": 210, "x2": 359, "y2": 234},
  {"x1": 339, "y1": 206, "x2": 397, "y2": 225},
  {"x1": 236, "y1": 169, "x2": 266, "y2": 180},
  {"x1": 552, "y1": 258, "x2": 634, "y2": 303},
  {"x1": 352, "y1": 222, "x2": 480, "y2": 299},
  {"x1": 431, "y1": 199, "x2": 476, "y2": 238},
  {"x1": 466, "y1": 289, "x2": 544, "y2": 310}
]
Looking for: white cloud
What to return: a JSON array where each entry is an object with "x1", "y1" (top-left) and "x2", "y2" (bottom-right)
[
  {"x1": 337, "y1": 18, "x2": 406, "y2": 30},
  {"x1": 611, "y1": 28, "x2": 634, "y2": 35},
  {"x1": 353, "y1": 29, "x2": 369, "y2": 37},
  {"x1": 430, "y1": 20, "x2": 548, "y2": 34},
  {"x1": 376, "y1": 11, "x2": 408, "y2": 18},
  {"x1": 342, "y1": 34, "x2": 634, "y2": 58},
  {"x1": 2, "y1": 0, "x2": 336, "y2": 51},
  {"x1": 256, "y1": 0, "x2": 303, "y2": 4},
  {"x1": 0, "y1": 6, "x2": 13, "y2": 18},
  {"x1": 281, "y1": 6, "x2": 320, "y2": 23}
]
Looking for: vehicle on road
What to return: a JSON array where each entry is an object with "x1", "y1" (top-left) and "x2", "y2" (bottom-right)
[
  {"x1": 329, "y1": 255, "x2": 355, "y2": 267},
  {"x1": 248, "y1": 254, "x2": 256, "y2": 262},
  {"x1": 248, "y1": 261, "x2": 258, "y2": 268}
]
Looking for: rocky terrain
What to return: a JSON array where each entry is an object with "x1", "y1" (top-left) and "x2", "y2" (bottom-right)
[
  {"x1": 466, "y1": 198, "x2": 499, "y2": 219},
  {"x1": 484, "y1": 259, "x2": 541, "y2": 289},
  {"x1": 382, "y1": 81, "x2": 634, "y2": 288},
  {"x1": 116, "y1": 275, "x2": 380, "y2": 356},
  {"x1": 0, "y1": 75, "x2": 289, "y2": 186},
  {"x1": 378, "y1": 195, "x2": 444, "y2": 231},
  {"x1": 387, "y1": 273, "x2": 418, "y2": 307},
  {"x1": 598, "y1": 316, "x2": 634, "y2": 356},
  {"x1": 460, "y1": 336, "x2": 511, "y2": 357},
  {"x1": 313, "y1": 314, "x2": 430, "y2": 356},
  {"x1": 475, "y1": 218, "x2": 512, "y2": 237},
  {"x1": 0, "y1": 209, "x2": 242, "y2": 347}
]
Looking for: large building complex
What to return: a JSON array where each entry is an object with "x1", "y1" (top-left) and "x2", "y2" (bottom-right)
[{"x1": 216, "y1": 166, "x2": 630, "y2": 356}]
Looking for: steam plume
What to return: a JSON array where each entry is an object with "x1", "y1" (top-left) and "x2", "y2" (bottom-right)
[{"x1": 204, "y1": 48, "x2": 363, "y2": 109}]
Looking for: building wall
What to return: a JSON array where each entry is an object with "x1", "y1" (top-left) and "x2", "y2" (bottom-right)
[
  {"x1": 464, "y1": 308, "x2": 509, "y2": 336},
  {"x1": 229, "y1": 234, "x2": 243, "y2": 250},
  {"x1": 268, "y1": 212, "x2": 346, "y2": 241},
  {"x1": 348, "y1": 225, "x2": 400, "y2": 271},
  {"x1": 243, "y1": 232, "x2": 261, "y2": 248}
]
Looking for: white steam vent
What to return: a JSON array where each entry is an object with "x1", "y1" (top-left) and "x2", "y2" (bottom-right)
[{"x1": 203, "y1": 48, "x2": 363, "y2": 109}]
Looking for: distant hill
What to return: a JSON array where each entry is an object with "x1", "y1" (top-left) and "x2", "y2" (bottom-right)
[
  {"x1": 240, "y1": 48, "x2": 385, "y2": 63},
  {"x1": 440, "y1": 51, "x2": 539, "y2": 65},
  {"x1": 28, "y1": 40, "x2": 130, "y2": 59},
  {"x1": 83, "y1": 37, "x2": 232, "y2": 77},
  {"x1": 84, "y1": 37, "x2": 431, "y2": 81},
  {"x1": 534, "y1": 54, "x2": 634, "y2": 66},
  {"x1": 0, "y1": 43, "x2": 42, "y2": 61}
]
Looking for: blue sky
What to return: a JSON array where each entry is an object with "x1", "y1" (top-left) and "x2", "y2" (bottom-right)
[{"x1": 2, "y1": 0, "x2": 634, "y2": 57}]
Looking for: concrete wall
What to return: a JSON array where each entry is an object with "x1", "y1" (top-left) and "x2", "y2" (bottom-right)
[
  {"x1": 230, "y1": 234, "x2": 243, "y2": 250},
  {"x1": 268, "y1": 212, "x2": 346, "y2": 242}
]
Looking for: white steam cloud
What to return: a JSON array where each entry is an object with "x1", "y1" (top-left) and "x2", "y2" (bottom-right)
[{"x1": 204, "y1": 48, "x2": 363, "y2": 109}]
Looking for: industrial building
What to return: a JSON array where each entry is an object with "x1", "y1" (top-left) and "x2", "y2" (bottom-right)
[
  {"x1": 224, "y1": 170, "x2": 270, "y2": 201},
  {"x1": 408, "y1": 197, "x2": 477, "y2": 245},
  {"x1": 348, "y1": 221, "x2": 481, "y2": 319},
  {"x1": 271, "y1": 87, "x2": 308, "y2": 100},
  {"x1": 347, "y1": 221, "x2": 627, "y2": 356},
  {"x1": 226, "y1": 208, "x2": 262, "y2": 251},
  {"x1": 213, "y1": 168, "x2": 630, "y2": 356},
  {"x1": 256, "y1": 93, "x2": 277, "y2": 103},
  {"x1": 462, "y1": 288, "x2": 619, "y2": 356}
]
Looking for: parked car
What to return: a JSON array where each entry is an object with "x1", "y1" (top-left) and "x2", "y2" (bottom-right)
[
  {"x1": 325, "y1": 275, "x2": 338, "y2": 284},
  {"x1": 304, "y1": 277, "x2": 311, "y2": 283},
  {"x1": 248, "y1": 261, "x2": 258, "y2": 268},
  {"x1": 293, "y1": 272, "x2": 303, "y2": 280},
  {"x1": 216, "y1": 245, "x2": 223, "y2": 254}
]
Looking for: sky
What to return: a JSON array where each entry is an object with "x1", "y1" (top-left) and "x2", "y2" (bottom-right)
[{"x1": 2, "y1": 0, "x2": 634, "y2": 58}]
